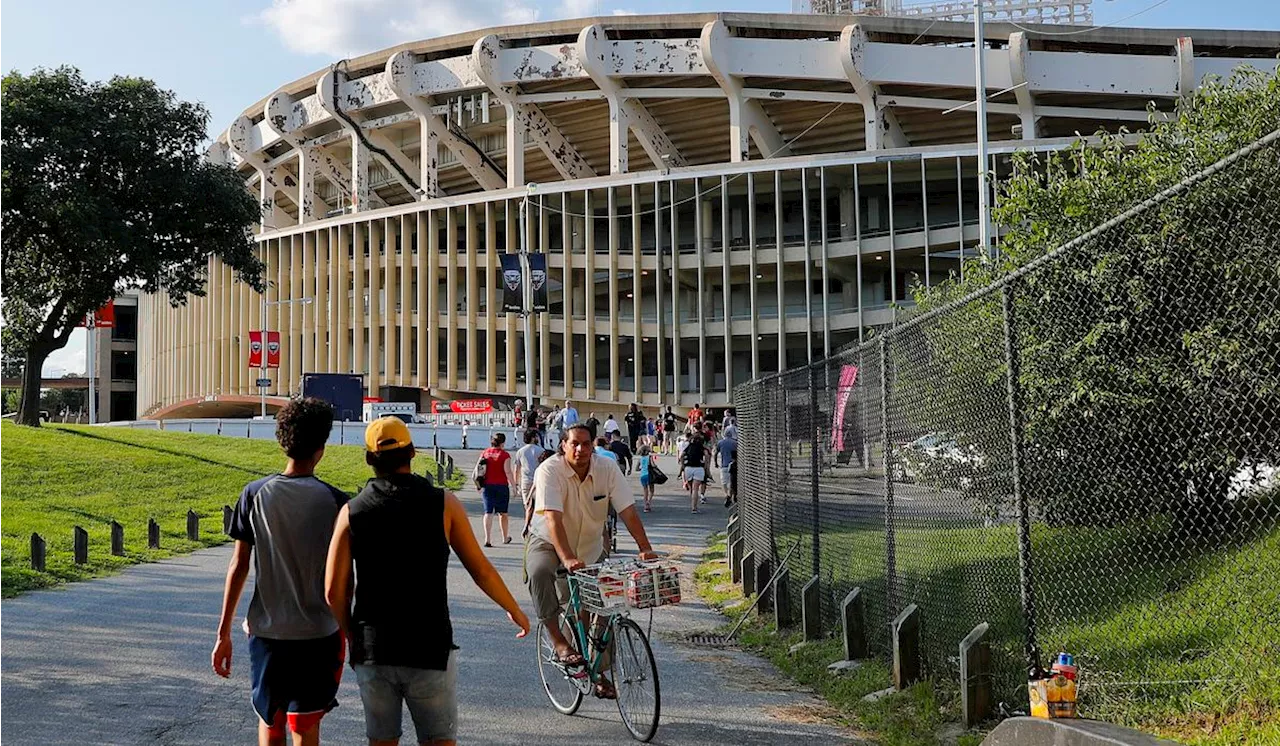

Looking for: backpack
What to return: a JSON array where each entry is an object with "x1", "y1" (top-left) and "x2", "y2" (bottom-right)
[
  {"x1": 648, "y1": 461, "x2": 669, "y2": 485},
  {"x1": 473, "y1": 457, "x2": 488, "y2": 490}
]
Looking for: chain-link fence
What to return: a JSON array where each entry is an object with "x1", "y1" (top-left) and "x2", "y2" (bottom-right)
[{"x1": 734, "y1": 129, "x2": 1280, "y2": 720}]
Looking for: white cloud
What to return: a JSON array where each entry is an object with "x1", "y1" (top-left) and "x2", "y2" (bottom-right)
[{"x1": 251, "y1": 0, "x2": 540, "y2": 59}]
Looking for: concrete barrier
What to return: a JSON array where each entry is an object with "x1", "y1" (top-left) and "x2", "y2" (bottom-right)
[{"x1": 982, "y1": 717, "x2": 1183, "y2": 746}]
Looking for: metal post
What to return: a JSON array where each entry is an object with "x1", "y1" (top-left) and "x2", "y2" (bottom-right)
[
  {"x1": 809, "y1": 364, "x2": 821, "y2": 578},
  {"x1": 520, "y1": 191, "x2": 535, "y2": 412},
  {"x1": 87, "y1": 313, "x2": 96, "y2": 424},
  {"x1": 974, "y1": 0, "x2": 992, "y2": 260},
  {"x1": 880, "y1": 336, "x2": 897, "y2": 611},
  {"x1": 1002, "y1": 283, "x2": 1040, "y2": 674},
  {"x1": 260, "y1": 293, "x2": 268, "y2": 418}
]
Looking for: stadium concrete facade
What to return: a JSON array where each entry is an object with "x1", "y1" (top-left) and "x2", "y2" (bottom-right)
[{"x1": 137, "y1": 13, "x2": 1279, "y2": 418}]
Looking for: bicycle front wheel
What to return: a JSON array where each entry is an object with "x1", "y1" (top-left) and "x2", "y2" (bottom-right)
[
  {"x1": 611, "y1": 617, "x2": 661, "y2": 742},
  {"x1": 536, "y1": 614, "x2": 586, "y2": 715}
]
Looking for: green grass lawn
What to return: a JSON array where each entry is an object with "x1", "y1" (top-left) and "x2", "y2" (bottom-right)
[
  {"x1": 704, "y1": 511, "x2": 1280, "y2": 745},
  {"x1": 0, "y1": 421, "x2": 462, "y2": 597}
]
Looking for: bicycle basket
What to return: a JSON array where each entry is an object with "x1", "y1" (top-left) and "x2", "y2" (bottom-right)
[
  {"x1": 571, "y1": 564, "x2": 629, "y2": 614},
  {"x1": 623, "y1": 561, "x2": 682, "y2": 609}
]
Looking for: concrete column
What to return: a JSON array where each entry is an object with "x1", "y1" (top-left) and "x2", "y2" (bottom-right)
[
  {"x1": 399, "y1": 215, "x2": 412, "y2": 385},
  {"x1": 584, "y1": 191, "x2": 596, "y2": 400},
  {"x1": 352, "y1": 223, "x2": 366, "y2": 385},
  {"x1": 385, "y1": 217, "x2": 399, "y2": 387},
  {"x1": 316, "y1": 229, "x2": 330, "y2": 373},
  {"x1": 465, "y1": 204, "x2": 478, "y2": 392},
  {"x1": 608, "y1": 188, "x2": 620, "y2": 402},
  {"x1": 485, "y1": 203, "x2": 499, "y2": 394},
  {"x1": 416, "y1": 213, "x2": 430, "y2": 387},
  {"x1": 367, "y1": 219, "x2": 382, "y2": 397},
  {"x1": 839, "y1": 187, "x2": 855, "y2": 241},
  {"x1": 445, "y1": 209, "x2": 459, "y2": 391},
  {"x1": 425, "y1": 212, "x2": 439, "y2": 389}
]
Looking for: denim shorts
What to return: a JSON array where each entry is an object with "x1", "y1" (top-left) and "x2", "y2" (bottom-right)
[
  {"x1": 354, "y1": 651, "x2": 458, "y2": 743},
  {"x1": 481, "y1": 484, "x2": 511, "y2": 514}
]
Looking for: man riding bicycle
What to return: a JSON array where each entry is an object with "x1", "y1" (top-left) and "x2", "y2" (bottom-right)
[{"x1": 527, "y1": 423, "x2": 658, "y2": 700}]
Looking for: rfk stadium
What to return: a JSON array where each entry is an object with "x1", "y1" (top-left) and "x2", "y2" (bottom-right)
[{"x1": 137, "y1": 12, "x2": 1279, "y2": 418}]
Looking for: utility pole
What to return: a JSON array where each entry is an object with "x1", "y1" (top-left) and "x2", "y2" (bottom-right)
[{"x1": 259, "y1": 295, "x2": 313, "y2": 416}]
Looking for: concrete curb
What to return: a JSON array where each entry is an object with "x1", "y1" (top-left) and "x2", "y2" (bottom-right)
[{"x1": 982, "y1": 717, "x2": 1183, "y2": 746}]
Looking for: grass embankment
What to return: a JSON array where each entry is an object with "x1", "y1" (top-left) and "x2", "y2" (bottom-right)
[
  {"x1": 694, "y1": 532, "x2": 986, "y2": 746},
  {"x1": 695, "y1": 522, "x2": 1280, "y2": 746},
  {"x1": 0, "y1": 422, "x2": 462, "y2": 597}
]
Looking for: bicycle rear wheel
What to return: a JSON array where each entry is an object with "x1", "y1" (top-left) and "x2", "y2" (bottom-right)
[
  {"x1": 536, "y1": 613, "x2": 586, "y2": 715},
  {"x1": 611, "y1": 617, "x2": 661, "y2": 742}
]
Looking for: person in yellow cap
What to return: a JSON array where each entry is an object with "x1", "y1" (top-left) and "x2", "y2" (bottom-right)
[{"x1": 324, "y1": 416, "x2": 530, "y2": 745}]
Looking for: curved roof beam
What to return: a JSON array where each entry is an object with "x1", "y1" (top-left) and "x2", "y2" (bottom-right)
[
  {"x1": 473, "y1": 34, "x2": 597, "y2": 188},
  {"x1": 264, "y1": 91, "x2": 349, "y2": 221},
  {"x1": 1008, "y1": 32, "x2": 1038, "y2": 139},
  {"x1": 386, "y1": 50, "x2": 506, "y2": 194},
  {"x1": 228, "y1": 116, "x2": 295, "y2": 230},
  {"x1": 839, "y1": 25, "x2": 908, "y2": 151},
  {"x1": 577, "y1": 24, "x2": 685, "y2": 175},
  {"x1": 317, "y1": 68, "x2": 422, "y2": 212},
  {"x1": 700, "y1": 20, "x2": 790, "y2": 163}
]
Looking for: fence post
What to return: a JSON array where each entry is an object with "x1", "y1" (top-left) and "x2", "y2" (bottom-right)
[
  {"x1": 809, "y1": 363, "x2": 821, "y2": 586},
  {"x1": 30, "y1": 533, "x2": 46, "y2": 572},
  {"x1": 186, "y1": 510, "x2": 199, "y2": 541},
  {"x1": 148, "y1": 518, "x2": 160, "y2": 549},
  {"x1": 1002, "y1": 282, "x2": 1041, "y2": 674},
  {"x1": 110, "y1": 520, "x2": 125, "y2": 556},
  {"x1": 880, "y1": 335, "x2": 897, "y2": 612},
  {"x1": 223, "y1": 505, "x2": 234, "y2": 536},
  {"x1": 73, "y1": 526, "x2": 89, "y2": 565}
]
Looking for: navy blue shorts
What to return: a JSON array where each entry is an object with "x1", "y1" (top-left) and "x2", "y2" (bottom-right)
[
  {"x1": 248, "y1": 631, "x2": 344, "y2": 735},
  {"x1": 482, "y1": 484, "x2": 511, "y2": 514}
]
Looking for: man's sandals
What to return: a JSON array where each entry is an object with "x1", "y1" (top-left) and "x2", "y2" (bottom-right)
[{"x1": 594, "y1": 679, "x2": 617, "y2": 699}]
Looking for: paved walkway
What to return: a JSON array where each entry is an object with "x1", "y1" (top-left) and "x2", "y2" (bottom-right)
[{"x1": 1, "y1": 450, "x2": 859, "y2": 745}]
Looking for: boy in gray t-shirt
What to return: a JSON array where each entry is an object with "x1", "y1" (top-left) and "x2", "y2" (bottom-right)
[{"x1": 212, "y1": 398, "x2": 347, "y2": 745}]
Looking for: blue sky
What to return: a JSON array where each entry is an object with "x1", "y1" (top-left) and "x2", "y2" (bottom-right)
[{"x1": 4, "y1": 0, "x2": 1277, "y2": 375}]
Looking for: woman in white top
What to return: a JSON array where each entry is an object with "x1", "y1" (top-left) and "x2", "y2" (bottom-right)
[{"x1": 514, "y1": 428, "x2": 547, "y2": 538}]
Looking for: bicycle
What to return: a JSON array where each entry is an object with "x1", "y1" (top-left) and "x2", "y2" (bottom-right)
[{"x1": 535, "y1": 559, "x2": 680, "y2": 742}]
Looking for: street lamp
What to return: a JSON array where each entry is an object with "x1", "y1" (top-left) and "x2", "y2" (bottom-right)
[{"x1": 259, "y1": 294, "x2": 313, "y2": 417}]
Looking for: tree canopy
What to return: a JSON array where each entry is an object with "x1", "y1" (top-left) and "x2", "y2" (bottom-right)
[
  {"x1": 1, "y1": 66, "x2": 264, "y2": 425},
  {"x1": 904, "y1": 67, "x2": 1280, "y2": 526}
]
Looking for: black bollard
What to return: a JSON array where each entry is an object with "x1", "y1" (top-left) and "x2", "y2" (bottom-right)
[
  {"x1": 148, "y1": 518, "x2": 160, "y2": 549},
  {"x1": 111, "y1": 521, "x2": 125, "y2": 556},
  {"x1": 73, "y1": 526, "x2": 89, "y2": 565},
  {"x1": 30, "y1": 533, "x2": 46, "y2": 572}
]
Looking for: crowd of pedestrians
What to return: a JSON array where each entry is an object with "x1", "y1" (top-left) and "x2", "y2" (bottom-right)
[{"x1": 213, "y1": 395, "x2": 733, "y2": 745}]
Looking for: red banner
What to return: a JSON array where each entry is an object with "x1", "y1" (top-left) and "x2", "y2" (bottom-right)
[
  {"x1": 76, "y1": 301, "x2": 115, "y2": 328},
  {"x1": 431, "y1": 399, "x2": 494, "y2": 414},
  {"x1": 249, "y1": 331, "x2": 281, "y2": 369},
  {"x1": 830, "y1": 364, "x2": 860, "y2": 452},
  {"x1": 248, "y1": 331, "x2": 264, "y2": 368},
  {"x1": 265, "y1": 331, "x2": 280, "y2": 369}
]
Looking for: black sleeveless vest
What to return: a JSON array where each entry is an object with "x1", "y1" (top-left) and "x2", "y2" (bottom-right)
[{"x1": 347, "y1": 473, "x2": 456, "y2": 669}]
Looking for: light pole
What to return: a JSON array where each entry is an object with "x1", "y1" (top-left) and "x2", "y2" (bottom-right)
[
  {"x1": 974, "y1": 0, "x2": 992, "y2": 260},
  {"x1": 519, "y1": 184, "x2": 538, "y2": 413},
  {"x1": 259, "y1": 294, "x2": 313, "y2": 417}
]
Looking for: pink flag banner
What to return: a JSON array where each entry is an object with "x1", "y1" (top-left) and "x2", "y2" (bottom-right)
[{"x1": 830, "y1": 364, "x2": 860, "y2": 452}]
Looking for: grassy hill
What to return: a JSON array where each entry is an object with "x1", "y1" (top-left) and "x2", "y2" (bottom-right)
[{"x1": 0, "y1": 422, "x2": 458, "y2": 597}]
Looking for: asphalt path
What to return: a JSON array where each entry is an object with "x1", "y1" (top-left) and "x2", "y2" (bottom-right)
[{"x1": 1, "y1": 449, "x2": 859, "y2": 745}]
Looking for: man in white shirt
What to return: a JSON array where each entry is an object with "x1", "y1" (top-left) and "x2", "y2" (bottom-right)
[{"x1": 526, "y1": 424, "x2": 657, "y2": 699}]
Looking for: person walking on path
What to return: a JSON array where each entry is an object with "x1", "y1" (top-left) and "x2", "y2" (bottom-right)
[
  {"x1": 583, "y1": 412, "x2": 601, "y2": 439},
  {"x1": 602, "y1": 413, "x2": 621, "y2": 440},
  {"x1": 213, "y1": 397, "x2": 348, "y2": 746},
  {"x1": 607, "y1": 431, "x2": 633, "y2": 475},
  {"x1": 514, "y1": 428, "x2": 547, "y2": 539},
  {"x1": 525, "y1": 424, "x2": 658, "y2": 699},
  {"x1": 637, "y1": 445, "x2": 658, "y2": 512},
  {"x1": 662, "y1": 406, "x2": 678, "y2": 455},
  {"x1": 714, "y1": 427, "x2": 738, "y2": 508},
  {"x1": 682, "y1": 433, "x2": 709, "y2": 513},
  {"x1": 324, "y1": 416, "x2": 530, "y2": 746},
  {"x1": 624, "y1": 403, "x2": 646, "y2": 451},
  {"x1": 479, "y1": 433, "x2": 517, "y2": 547},
  {"x1": 561, "y1": 400, "x2": 580, "y2": 427}
]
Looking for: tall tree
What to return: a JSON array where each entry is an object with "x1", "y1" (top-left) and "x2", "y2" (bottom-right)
[
  {"x1": 904, "y1": 67, "x2": 1280, "y2": 528},
  {"x1": 2, "y1": 67, "x2": 264, "y2": 426}
]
